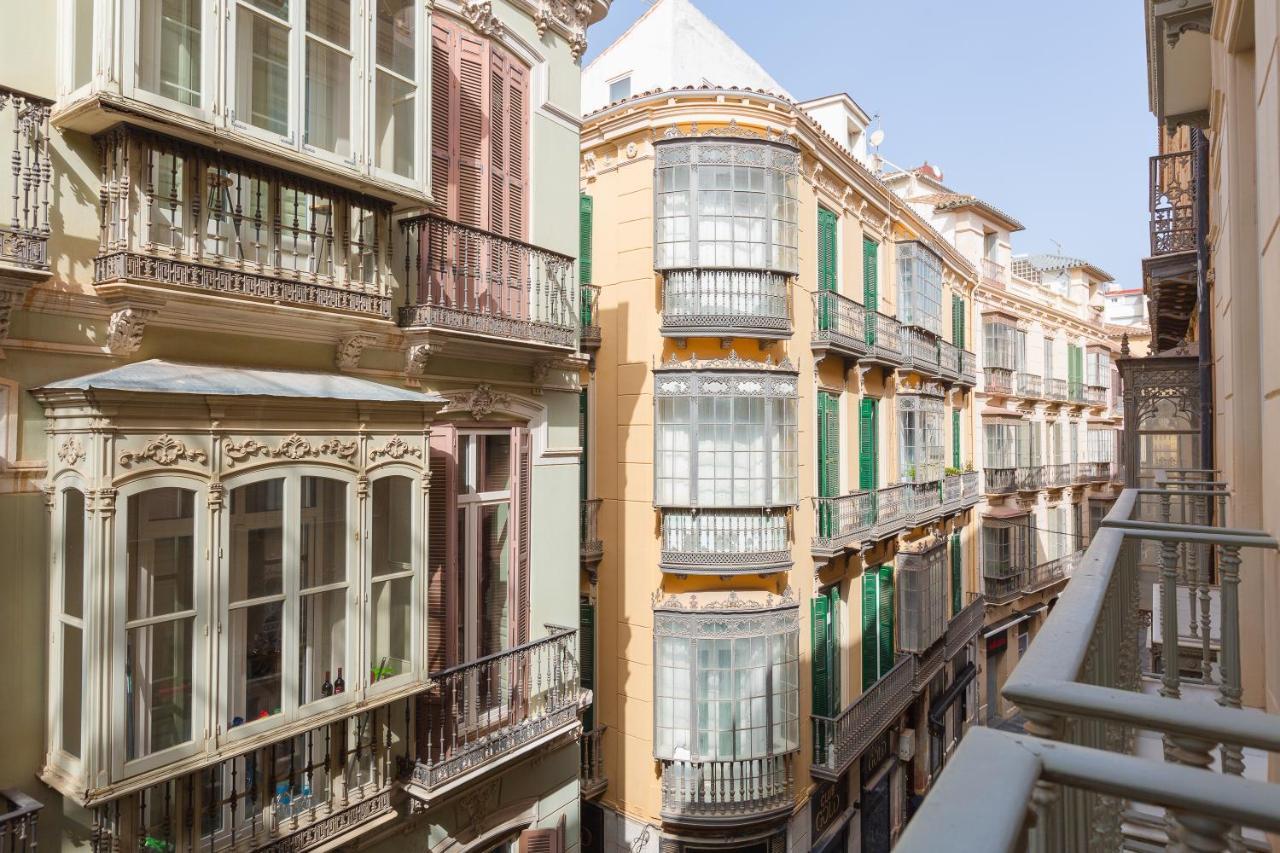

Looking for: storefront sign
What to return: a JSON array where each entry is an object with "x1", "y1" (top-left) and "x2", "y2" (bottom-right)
[{"x1": 810, "y1": 772, "x2": 849, "y2": 842}]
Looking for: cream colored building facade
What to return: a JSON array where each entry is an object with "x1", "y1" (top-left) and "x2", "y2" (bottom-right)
[
  {"x1": 0, "y1": 0, "x2": 610, "y2": 851},
  {"x1": 579, "y1": 82, "x2": 987, "y2": 852}
]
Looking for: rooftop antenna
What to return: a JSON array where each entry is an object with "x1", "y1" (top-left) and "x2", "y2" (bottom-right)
[
  {"x1": 868, "y1": 113, "x2": 884, "y2": 151},
  {"x1": 1051, "y1": 238, "x2": 1064, "y2": 256}
]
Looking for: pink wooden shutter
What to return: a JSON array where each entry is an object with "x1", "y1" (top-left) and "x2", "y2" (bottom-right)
[{"x1": 514, "y1": 426, "x2": 532, "y2": 645}]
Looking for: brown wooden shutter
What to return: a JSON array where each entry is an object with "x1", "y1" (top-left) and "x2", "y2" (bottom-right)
[
  {"x1": 515, "y1": 426, "x2": 532, "y2": 645},
  {"x1": 429, "y1": 20, "x2": 453, "y2": 207},
  {"x1": 518, "y1": 816, "x2": 565, "y2": 853},
  {"x1": 456, "y1": 28, "x2": 486, "y2": 228},
  {"x1": 488, "y1": 46, "x2": 528, "y2": 241},
  {"x1": 427, "y1": 449, "x2": 450, "y2": 674}
]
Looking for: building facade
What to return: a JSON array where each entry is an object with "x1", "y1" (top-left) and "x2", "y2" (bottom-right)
[
  {"x1": 887, "y1": 169, "x2": 1126, "y2": 725},
  {"x1": 0, "y1": 0, "x2": 610, "y2": 851},
  {"x1": 577, "y1": 7, "x2": 987, "y2": 849}
]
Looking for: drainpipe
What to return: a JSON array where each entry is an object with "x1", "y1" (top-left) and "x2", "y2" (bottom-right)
[{"x1": 1192, "y1": 127, "x2": 1213, "y2": 474}]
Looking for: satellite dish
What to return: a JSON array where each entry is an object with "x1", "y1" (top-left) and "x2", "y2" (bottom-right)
[{"x1": 869, "y1": 128, "x2": 885, "y2": 148}]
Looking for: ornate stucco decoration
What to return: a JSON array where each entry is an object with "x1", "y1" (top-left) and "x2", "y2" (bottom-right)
[
  {"x1": 106, "y1": 307, "x2": 155, "y2": 356},
  {"x1": 224, "y1": 434, "x2": 358, "y2": 466},
  {"x1": 444, "y1": 384, "x2": 512, "y2": 420},
  {"x1": 405, "y1": 343, "x2": 435, "y2": 378},
  {"x1": 0, "y1": 289, "x2": 18, "y2": 353},
  {"x1": 657, "y1": 351, "x2": 796, "y2": 372},
  {"x1": 119, "y1": 434, "x2": 208, "y2": 467},
  {"x1": 532, "y1": 0, "x2": 596, "y2": 59},
  {"x1": 336, "y1": 332, "x2": 377, "y2": 371},
  {"x1": 57, "y1": 436, "x2": 85, "y2": 466},
  {"x1": 455, "y1": 779, "x2": 501, "y2": 829},
  {"x1": 651, "y1": 585, "x2": 796, "y2": 613},
  {"x1": 462, "y1": 0, "x2": 504, "y2": 37},
  {"x1": 369, "y1": 435, "x2": 423, "y2": 462}
]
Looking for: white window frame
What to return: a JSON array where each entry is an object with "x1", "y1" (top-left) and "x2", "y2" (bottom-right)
[
  {"x1": 48, "y1": 476, "x2": 90, "y2": 778},
  {"x1": 364, "y1": 0, "x2": 427, "y2": 188},
  {"x1": 219, "y1": 465, "x2": 358, "y2": 746},
  {"x1": 112, "y1": 474, "x2": 210, "y2": 779},
  {"x1": 227, "y1": 0, "x2": 302, "y2": 149},
  {"x1": 364, "y1": 466, "x2": 424, "y2": 698},
  {"x1": 122, "y1": 0, "x2": 218, "y2": 121}
]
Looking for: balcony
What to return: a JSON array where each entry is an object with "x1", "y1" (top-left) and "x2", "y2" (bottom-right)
[
  {"x1": 1150, "y1": 150, "x2": 1196, "y2": 257},
  {"x1": 0, "y1": 88, "x2": 52, "y2": 284},
  {"x1": 93, "y1": 126, "x2": 393, "y2": 348},
  {"x1": 937, "y1": 339, "x2": 961, "y2": 382},
  {"x1": 581, "y1": 498, "x2": 603, "y2": 567},
  {"x1": 863, "y1": 310, "x2": 904, "y2": 367},
  {"x1": 982, "y1": 572, "x2": 1026, "y2": 605},
  {"x1": 902, "y1": 326, "x2": 941, "y2": 378},
  {"x1": 1067, "y1": 379, "x2": 1087, "y2": 405},
  {"x1": 1015, "y1": 465, "x2": 1044, "y2": 492},
  {"x1": 90, "y1": 629, "x2": 581, "y2": 851},
  {"x1": 1022, "y1": 551, "x2": 1080, "y2": 593},
  {"x1": 580, "y1": 284, "x2": 601, "y2": 352},
  {"x1": 400, "y1": 214, "x2": 578, "y2": 352},
  {"x1": 580, "y1": 725, "x2": 607, "y2": 800},
  {"x1": 661, "y1": 508, "x2": 791, "y2": 573},
  {"x1": 984, "y1": 367, "x2": 1014, "y2": 396},
  {"x1": 945, "y1": 594, "x2": 986, "y2": 660},
  {"x1": 812, "y1": 476, "x2": 976, "y2": 558},
  {"x1": 1085, "y1": 384, "x2": 1109, "y2": 407},
  {"x1": 811, "y1": 655, "x2": 915, "y2": 781},
  {"x1": 660, "y1": 755, "x2": 794, "y2": 825},
  {"x1": 660, "y1": 270, "x2": 790, "y2": 340},
  {"x1": 813, "y1": 290, "x2": 869, "y2": 359},
  {"x1": 1145, "y1": 150, "x2": 1200, "y2": 350},
  {"x1": 0, "y1": 790, "x2": 41, "y2": 853},
  {"x1": 984, "y1": 467, "x2": 1016, "y2": 496},
  {"x1": 958, "y1": 350, "x2": 978, "y2": 387},
  {"x1": 898, "y1": 476, "x2": 1280, "y2": 852},
  {"x1": 1044, "y1": 463, "x2": 1071, "y2": 489},
  {"x1": 981, "y1": 258, "x2": 1006, "y2": 289},
  {"x1": 1043, "y1": 377, "x2": 1068, "y2": 402},
  {"x1": 1014, "y1": 371, "x2": 1042, "y2": 400}
]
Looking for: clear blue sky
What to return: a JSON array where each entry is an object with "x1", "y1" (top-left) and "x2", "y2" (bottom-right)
[{"x1": 582, "y1": 0, "x2": 1154, "y2": 287}]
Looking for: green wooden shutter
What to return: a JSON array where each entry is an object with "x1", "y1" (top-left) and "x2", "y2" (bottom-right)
[
  {"x1": 858, "y1": 397, "x2": 878, "y2": 491},
  {"x1": 952, "y1": 294, "x2": 966, "y2": 348},
  {"x1": 862, "y1": 571, "x2": 879, "y2": 690},
  {"x1": 812, "y1": 595, "x2": 831, "y2": 717},
  {"x1": 950, "y1": 533, "x2": 962, "y2": 617},
  {"x1": 580, "y1": 597, "x2": 596, "y2": 729},
  {"x1": 827, "y1": 585, "x2": 841, "y2": 710},
  {"x1": 579, "y1": 194, "x2": 593, "y2": 285},
  {"x1": 579, "y1": 389, "x2": 589, "y2": 502},
  {"x1": 818, "y1": 208, "x2": 838, "y2": 291},
  {"x1": 878, "y1": 564, "x2": 894, "y2": 680},
  {"x1": 818, "y1": 392, "x2": 840, "y2": 499},
  {"x1": 952, "y1": 408, "x2": 961, "y2": 469},
  {"x1": 863, "y1": 238, "x2": 878, "y2": 345}
]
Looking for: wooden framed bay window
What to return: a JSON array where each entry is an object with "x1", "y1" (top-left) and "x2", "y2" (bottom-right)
[{"x1": 49, "y1": 482, "x2": 89, "y2": 775}]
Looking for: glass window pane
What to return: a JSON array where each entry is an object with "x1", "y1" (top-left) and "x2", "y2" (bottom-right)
[
  {"x1": 375, "y1": 71, "x2": 415, "y2": 178},
  {"x1": 63, "y1": 488, "x2": 85, "y2": 619},
  {"x1": 371, "y1": 575, "x2": 412, "y2": 681},
  {"x1": 237, "y1": 6, "x2": 290, "y2": 135},
  {"x1": 372, "y1": 476, "x2": 413, "y2": 576},
  {"x1": 62, "y1": 624, "x2": 82, "y2": 758},
  {"x1": 128, "y1": 488, "x2": 196, "y2": 620},
  {"x1": 481, "y1": 434, "x2": 512, "y2": 492},
  {"x1": 229, "y1": 599, "x2": 283, "y2": 725},
  {"x1": 375, "y1": 0, "x2": 414, "y2": 77},
  {"x1": 139, "y1": 0, "x2": 203, "y2": 106},
  {"x1": 230, "y1": 479, "x2": 285, "y2": 600},
  {"x1": 127, "y1": 618, "x2": 194, "y2": 759},
  {"x1": 305, "y1": 38, "x2": 351, "y2": 155},
  {"x1": 306, "y1": 0, "x2": 348, "y2": 43},
  {"x1": 480, "y1": 503, "x2": 511, "y2": 658},
  {"x1": 298, "y1": 588, "x2": 346, "y2": 705},
  {"x1": 301, "y1": 477, "x2": 346, "y2": 588}
]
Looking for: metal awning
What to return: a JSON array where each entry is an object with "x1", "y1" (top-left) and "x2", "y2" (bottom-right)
[
  {"x1": 38, "y1": 359, "x2": 445, "y2": 404},
  {"x1": 983, "y1": 604, "x2": 1047, "y2": 639},
  {"x1": 927, "y1": 662, "x2": 978, "y2": 734}
]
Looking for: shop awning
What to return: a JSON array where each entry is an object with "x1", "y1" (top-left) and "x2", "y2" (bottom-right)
[{"x1": 927, "y1": 662, "x2": 978, "y2": 733}]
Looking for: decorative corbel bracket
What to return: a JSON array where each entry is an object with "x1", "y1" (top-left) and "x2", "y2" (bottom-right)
[
  {"x1": 336, "y1": 332, "x2": 378, "y2": 371},
  {"x1": 405, "y1": 342, "x2": 437, "y2": 379},
  {"x1": 106, "y1": 306, "x2": 157, "y2": 356}
]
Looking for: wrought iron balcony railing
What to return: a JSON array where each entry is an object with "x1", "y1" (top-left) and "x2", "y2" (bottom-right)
[
  {"x1": 958, "y1": 350, "x2": 978, "y2": 386},
  {"x1": 580, "y1": 283, "x2": 601, "y2": 350},
  {"x1": 909, "y1": 480, "x2": 942, "y2": 526},
  {"x1": 90, "y1": 628, "x2": 581, "y2": 852},
  {"x1": 1044, "y1": 463, "x2": 1071, "y2": 488},
  {"x1": 813, "y1": 476, "x2": 973, "y2": 556},
  {"x1": 865, "y1": 311, "x2": 903, "y2": 365},
  {"x1": 1044, "y1": 377, "x2": 1068, "y2": 401},
  {"x1": 661, "y1": 508, "x2": 791, "y2": 573},
  {"x1": 984, "y1": 467, "x2": 1016, "y2": 495},
  {"x1": 1023, "y1": 551, "x2": 1080, "y2": 593},
  {"x1": 1085, "y1": 384, "x2": 1108, "y2": 407},
  {"x1": 942, "y1": 473, "x2": 963, "y2": 510},
  {"x1": 960, "y1": 470, "x2": 981, "y2": 504},
  {"x1": 937, "y1": 338, "x2": 961, "y2": 381},
  {"x1": 945, "y1": 595, "x2": 986, "y2": 660},
  {"x1": 898, "y1": 475, "x2": 1280, "y2": 853},
  {"x1": 984, "y1": 367, "x2": 1014, "y2": 396},
  {"x1": 812, "y1": 289, "x2": 868, "y2": 357},
  {"x1": 1067, "y1": 379, "x2": 1086, "y2": 404},
  {"x1": 409, "y1": 628, "x2": 580, "y2": 791},
  {"x1": 982, "y1": 571, "x2": 1026, "y2": 605},
  {"x1": 95, "y1": 126, "x2": 393, "y2": 318},
  {"x1": 0, "y1": 88, "x2": 52, "y2": 274},
  {"x1": 580, "y1": 725, "x2": 607, "y2": 800},
  {"x1": 400, "y1": 214, "x2": 577, "y2": 349},
  {"x1": 1015, "y1": 465, "x2": 1044, "y2": 491},
  {"x1": 1015, "y1": 371, "x2": 1042, "y2": 399},
  {"x1": 0, "y1": 789, "x2": 41, "y2": 853},
  {"x1": 661, "y1": 270, "x2": 790, "y2": 339},
  {"x1": 811, "y1": 655, "x2": 915, "y2": 781},
  {"x1": 903, "y1": 325, "x2": 940, "y2": 375},
  {"x1": 1150, "y1": 150, "x2": 1196, "y2": 257},
  {"x1": 660, "y1": 754, "x2": 794, "y2": 824},
  {"x1": 981, "y1": 258, "x2": 1006, "y2": 289},
  {"x1": 581, "y1": 498, "x2": 603, "y2": 565}
]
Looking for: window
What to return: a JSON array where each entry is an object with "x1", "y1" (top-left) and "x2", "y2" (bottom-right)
[
  {"x1": 984, "y1": 320, "x2": 1017, "y2": 370},
  {"x1": 896, "y1": 241, "x2": 943, "y2": 334},
  {"x1": 456, "y1": 432, "x2": 514, "y2": 667},
  {"x1": 431, "y1": 16, "x2": 527, "y2": 232},
  {"x1": 897, "y1": 544, "x2": 947, "y2": 653},
  {"x1": 817, "y1": 207, "x2": 838, "y2": 292},
  {"x1": 653, "y1": 138, "x2": 800, "y2": 273},
  {"x1": 1044, "y1": 340, "x2": 1056, "y2": 380},
  {"x1": 983, "y1": 521, "x2": 1029, "y2": 578},
  {"x1": 898, "y1": 393, "x2": 944, "y2": 483},
  {"x1": 1086, "y1": 350, "x2": 1111, "y2": 386},
  {"x1": 983, "y1": 231, "x2": 997, "y2": 260},
  {"x1": 859, "y1": 396, "x2": 878, "y2": 490},
  {"x1": 654, "y1": 364, "x2": 799, "y2": 508},
  {"x1": 373, "y1": 0, "x2": 418, "y2": 179},
  {"x1": 950, "y1": 533, "x2": 963, "y2": 616},
  {"x1": 861, "y1": 565, "x2": 894, "y2": 688},
  {"x1": 56, "y1": 487, "x2": 87, "y2": 763},
  {"x1": 1088, "y1": 428, "x2": 1114, "y2": 463},
  {"x1": 608, "y1": 74, "x2": 631, "y2": 102},
  {"x1": 653, "y1": 606, "x2": 800, "y2": 762},
  {"x1": 370, "y1": 476, "x2": 414, "y2": 683},
  {"x1": 817, "y1": 391, "x2": 840, "y2": 498},
  {"x1": 984, "y1": 422, "x2": 1018, "y2": 469},
  {"x1": 1017, "y1": 421, "x2": 1042, "y2": 467},
  {"x1": 951, "y1": 294, "x2": 966, "y2": 348},
  {"x1": 811, "y1": 586, "x2": 841, "y2": 717},
  {"x1": 138, "y1": 0, "x2": 204, "y2": 107}
]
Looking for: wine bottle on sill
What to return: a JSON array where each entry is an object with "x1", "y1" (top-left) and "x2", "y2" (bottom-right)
[
  {"x1": 321, "y1": 671, "x2": 333, "y2": 697},
  {"x1": 333, "y1": 668, "x2": 345, "y2": 694}
]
